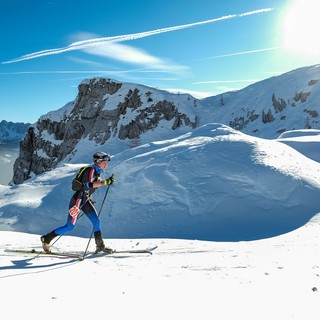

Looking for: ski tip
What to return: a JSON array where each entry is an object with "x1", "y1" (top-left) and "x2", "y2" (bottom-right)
[
  {"x1": 143, "y1": 246, "x2": 158, "y2": 255},
  {"x1": 148, "y1": 245, "x2": 158, "y2": 253}
]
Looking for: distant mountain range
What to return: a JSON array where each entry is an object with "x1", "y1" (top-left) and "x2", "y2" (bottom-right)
[
  {"x1": 0, "y1": 120, "x2": 29, "y2": 185},
  {"x1": 0, "y1": 120, "x2": 30, "y2": 142},
  {"x1": 10, "y1": 64, "x2": 320, "y2": 184}
]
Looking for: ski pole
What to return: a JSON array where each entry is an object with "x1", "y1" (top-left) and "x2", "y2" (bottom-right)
[{"x1": 80, "y1": 182, "x2": 112, "y2": 260}]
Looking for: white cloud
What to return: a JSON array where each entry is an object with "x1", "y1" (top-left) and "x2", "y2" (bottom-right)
[
  {"x1": 82, "y1": 42, "x2": 188, "y2": 73},
  {"x1": 84, "y1": 42, "x2": 160, "y2": 65}
]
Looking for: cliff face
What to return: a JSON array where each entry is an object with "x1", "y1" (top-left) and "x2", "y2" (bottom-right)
[{"x1": 12, "y1": 78, "x2": 199, "y2": 184}]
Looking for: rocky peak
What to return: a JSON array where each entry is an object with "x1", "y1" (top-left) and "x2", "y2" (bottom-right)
[{"x1": 12, "y1": 78, "x2": 198, "y2": 184}]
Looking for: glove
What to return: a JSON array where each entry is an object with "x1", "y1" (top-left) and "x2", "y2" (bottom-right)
[{"x1": 104, "y1": 174, "x2": 115, "y2": 185}]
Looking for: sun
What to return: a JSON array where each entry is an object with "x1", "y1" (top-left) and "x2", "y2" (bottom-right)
[{"x1": 283, "y1": 0, "x2": 320, "y2": 56}]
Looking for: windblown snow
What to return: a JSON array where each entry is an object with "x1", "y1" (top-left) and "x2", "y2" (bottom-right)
[{"x1": 0, "y1": 123, "x2": 319, "y2": 241}]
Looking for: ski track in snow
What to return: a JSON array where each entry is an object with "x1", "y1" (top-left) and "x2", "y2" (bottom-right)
[{"x1": 1, "y1": 223, "x2": 320, "y2": 319}]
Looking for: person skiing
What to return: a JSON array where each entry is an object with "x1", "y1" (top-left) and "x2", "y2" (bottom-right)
[{"x1": 40, "y1": 151, "x2": 115, "y2": 253}]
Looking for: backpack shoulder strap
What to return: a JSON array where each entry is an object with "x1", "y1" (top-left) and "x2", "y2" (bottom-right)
[{"x1": 76, "y1": 166, "x2": 89, "y2": 180}]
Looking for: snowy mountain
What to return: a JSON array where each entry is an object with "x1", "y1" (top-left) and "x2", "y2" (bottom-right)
[
  {"x1": 12, "y1": 64, "x2": 320, "y2": 184},
  {"x1": 202, "y1": 64, "x2": 320, "y2": 138},
  {"x1": 1, "y1": 65, "x2": 320, "y2": 320},
  {"x1": 12, "y1": 78, "x2": 199, "y2": 184},
  {"x1": 1, "y1": 63, "x2": 320, "y2": 239}
]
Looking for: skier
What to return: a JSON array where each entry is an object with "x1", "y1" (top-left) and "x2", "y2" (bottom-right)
[{"x1": 40, "y1": 151, "x2": 115, "y2": 253}]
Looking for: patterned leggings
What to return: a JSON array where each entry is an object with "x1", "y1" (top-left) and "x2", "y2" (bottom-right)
[{"x1": 54, "y1": 197, "x2": 101, "y2": 235}]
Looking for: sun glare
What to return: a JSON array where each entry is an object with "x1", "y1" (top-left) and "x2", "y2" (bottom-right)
[{"x1": 283, "y1": 0, "x2": 320, "y2": 56}]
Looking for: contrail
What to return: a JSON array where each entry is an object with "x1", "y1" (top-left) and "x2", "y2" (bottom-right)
[
  {"x1": 193, "y1": 79, "x2": 261, "y2": 84},
  {"x1": 206, "y1": 46, "x2": 281, "y2": 59},
  {"x1": 2, "y1": 8, "x2": 273, "y2": 64}
]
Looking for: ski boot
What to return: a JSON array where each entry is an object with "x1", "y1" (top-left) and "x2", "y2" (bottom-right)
[
  {"x1": 94, "y1": 231, "x2": 114, "y2": 254},
  {"x1": 40, "y1": 231, "x2": 57, "y2": 253}
]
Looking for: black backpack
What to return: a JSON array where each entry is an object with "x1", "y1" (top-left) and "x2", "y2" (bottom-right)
[{"x1": 71, "y1": 166, "x2": 89, "y2": 191}]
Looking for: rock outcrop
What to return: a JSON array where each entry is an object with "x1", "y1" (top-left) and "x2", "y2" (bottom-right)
[{"x1": 12, "y1": 78, "x2": 198, "y2": 184}]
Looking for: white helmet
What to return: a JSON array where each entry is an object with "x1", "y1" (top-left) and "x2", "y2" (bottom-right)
[{"x1": 93, "y1": 152, "x2": 111, "y2": 163}]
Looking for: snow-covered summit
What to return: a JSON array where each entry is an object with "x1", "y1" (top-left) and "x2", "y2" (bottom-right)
[
  {"x1": 11, "y1": 64, "x2": 320, "y2": 185},
  {"x1": 202, "y1": 64, "x2": 320, "y2": 138}
]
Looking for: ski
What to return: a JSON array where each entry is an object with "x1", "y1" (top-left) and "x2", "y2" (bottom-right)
[
  {"x1": 95, "y1": 246, "x2": 158, "y2": 255},
  {"x1": 4, "y1": 248, "x2": 80, "y2": 258},
  {"x1": 4, "y1": 245, "x2": 158, "y2": 259}
]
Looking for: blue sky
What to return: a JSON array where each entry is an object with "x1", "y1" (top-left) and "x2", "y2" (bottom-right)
[{"x1": 1, "y1": 0, "x2": 319, "y2": 123}]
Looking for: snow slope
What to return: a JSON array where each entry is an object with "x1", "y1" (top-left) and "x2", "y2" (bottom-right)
[
  {"x1": 0, "y1": 123, "x2": 319, "y2": 242},
  {"x1": 1, "y1": 222, "x2": 320, "y2": 320},
  {"x1": 277, "y1": 129, "x2": 320, "y2": 163},
  {"x1": 1, "y1": 122, "x2": 320, "y2": 320}
]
